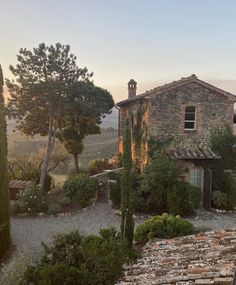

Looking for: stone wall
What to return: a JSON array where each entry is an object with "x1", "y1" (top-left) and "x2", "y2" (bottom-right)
[{"x1": 147, "y1": 82, "x2": 234, "y2": 148}]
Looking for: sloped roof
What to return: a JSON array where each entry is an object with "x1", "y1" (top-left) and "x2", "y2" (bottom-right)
[
  {"x1": 168, "y1": 148, "x2": 221, "y2": 160},
  {"x1": 116, "y1": 229, "x2": 236, "y2": 285},
  {"x1": 9, "y1": 180, "x2": 32, "y2": 190},
  {"x1": 117, "y1": 74, "x2": 236, "y2": 106}
]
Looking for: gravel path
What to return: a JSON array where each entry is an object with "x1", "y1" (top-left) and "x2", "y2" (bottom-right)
[
  {"x1": 10, "y1": 202, "x2": 121, "y2": 259},
  {"x1": 10, "y1": 205, "x2": 236, "y2": 259},
  {"x1": 188, "y1": 209, "x2": 236, "y2": 230},
  {"x1": 1, "y1": 201, "x2": 236, "y2": 281}
]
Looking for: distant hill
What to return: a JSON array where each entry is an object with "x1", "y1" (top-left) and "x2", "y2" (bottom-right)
[
  {"x1": 101, "y1": 107, "x2": 118, "y2": 129},
  {"x1": 6, "y1": 107, "x2": 118, "y2": 134}
]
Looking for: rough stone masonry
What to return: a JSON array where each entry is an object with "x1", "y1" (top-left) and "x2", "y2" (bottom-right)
[{"x1": 116, "y1": 229, "x2": 236, "y2": 285}]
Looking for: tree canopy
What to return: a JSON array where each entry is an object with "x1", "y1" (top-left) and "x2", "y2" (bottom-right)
[
  {"x1": 57, "y1": 81, "x2": 114, "y2": 173},
  {"x1": 6, "y1": 43, "x2": 93, "y2": 189}
]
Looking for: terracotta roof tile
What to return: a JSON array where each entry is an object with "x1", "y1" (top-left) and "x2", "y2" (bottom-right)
[
  {"x1": 9, "y1": 180, "x2": 32, "y2": 189},
  {"x1": 116, "y1": 229, "x2": 236, "y2": 285},
  {"x1": 168, "y1": 148, "x2": 221, "y2": 160},
  {"x1": 116, "y1": 75, "x2": 236, "y2": 106}
]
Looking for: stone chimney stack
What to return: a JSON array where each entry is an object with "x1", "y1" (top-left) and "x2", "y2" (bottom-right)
[{"x1": 128, "y1": 79, "x2": 137, "y2": 99}]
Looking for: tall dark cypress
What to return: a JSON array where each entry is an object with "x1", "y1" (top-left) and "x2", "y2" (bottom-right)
[
  {"x1": 121, "y1": 117, "x2": 134, "y2": 248},
  {"x1": 0, "y1": 64, "x2": 11, "y2": 258}
]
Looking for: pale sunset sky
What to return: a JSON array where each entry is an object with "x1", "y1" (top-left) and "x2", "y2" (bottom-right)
[{"x1": 1, "y1": 0, "x2": 236, "y2": 103}]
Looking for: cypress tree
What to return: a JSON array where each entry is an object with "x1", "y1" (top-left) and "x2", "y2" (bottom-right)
[
  {"x1": 121, "y1": 117, "x2": 134, "y2": 248},
  {"x1": 0, "y1": 64, "x2": 11, "y2": 258}
]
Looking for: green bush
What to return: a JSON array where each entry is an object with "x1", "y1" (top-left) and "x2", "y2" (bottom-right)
[
  {"x1": 89, "y1": 159, "x2": 112, "y2": 175},
  {"x1": 23, "y1": 264, "x2": 91, "y2": 285},
  {"x1": 63, "y1": 174, "x2": 98, "y2": 207},
  {"x1": 137, "y1": 152, "x2": 181, "y2": 213},
  {"x1": 47, "y1": 203, "x2": 62, "y2": 215},
  {"x1": 0, "y1": 254, "x2": 30, "y2": 285},
  {"x1": 17, "y1": 184, "x2": 47, "y2": 215},
  {"x1": 21, "y1": 227, "x2": 136, "y2": 285},
  {"x1": 36, "y1": 173, "x2": 53, "y2": 192},
  {"x1": 212, "y1": 191, "x2": 228, "y2": 209},
  {"x1": 108, "y1": 172, "x2": 121, "y2": 206},
  {"x1": 167, "y1": 181, "x2": 192, "y2": 216},
  {"x1": 134, "y1": 214, "x2": 193, "y2": 243},
  {"x1": 167, "y1": 182, "x2": 201, "y2": 216},
  {"x1": 210, "y1": 125, "x2": 236, "y2": 209},
  {"x1": 58, "y1": 196, "x2": 71, "y2": 208},
  {"x1": 10, "y1": 201, "x2": 22, "y2": 216},
  {"x1": 188, "y1": 184, "x2": 202, "y2": 209},
  {"x1": 135, "y1": 152, "x2": 201, "y2": 215}
]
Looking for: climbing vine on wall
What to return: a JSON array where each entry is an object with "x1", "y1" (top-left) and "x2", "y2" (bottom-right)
[{"x1": 132, "y1": 104, "x2": 148, "y2": 169}]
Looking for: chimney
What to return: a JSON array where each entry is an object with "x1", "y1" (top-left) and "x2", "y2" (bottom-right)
[{"x1": 128, "y1": 79, "x2": 137, "y2": 99}]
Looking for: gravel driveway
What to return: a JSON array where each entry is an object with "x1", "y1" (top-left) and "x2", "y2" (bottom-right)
[
  {"x1": 10, "y1": 204, "x2": 236, "y2": 259},
  {"x1": 10, "y1": 202, "x2": 121, "y2": 259},
  {"x1": 1, "y1": 201, "x2": 236, "y2": 282}
]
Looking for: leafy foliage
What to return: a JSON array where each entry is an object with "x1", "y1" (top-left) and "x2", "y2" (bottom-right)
[
  {"x1": 21, "y1": 227, "x2": 136, "y2": 285},
  {"x1": 137, "y1": 152, "x2": 181, "y2": 213},
  {"x1": 18, "y1": 184, "x2": 48, "y2": 215},
  {"x1": 120, "y1": 118, "x2": 134, "y2": 248},
  {"x1": 7, "y1": 43, "x2": 92, "y2": 189},
  {"x1": 135, "y1": 152, "x2": 201, "y2": 215},
  {"x1": 63, "y1": 174, "x2": 98, "y2": 207},
  {"x1": 134, "y1": 214, "x2": 193, "y2": 243},
  {"x1": 167, "y1": 181, "x2": 201, "y2": 216},
  {"x1": 57, "y1": 81, "x2": 114, "y2": 173},
  {"x1": 0, "y1": 65, "x2": 11, "y2": 258},
  {"x1": 108, "y1": 172, "x2": 122, "y2": 206},
  {"x1": 47, "y1": 203, "x2": 62, "y2": 216},
  {"x1": 89, "y1": 159, "x2": 113, "y2": 175},
  {"x1": 209, "y1": 125, "x2": 236, "y2": 209},
  {"x1": 212, "y1": 191, "x2": 228, "y2": 209}
]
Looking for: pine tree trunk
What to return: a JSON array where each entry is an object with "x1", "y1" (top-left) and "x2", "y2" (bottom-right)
[
  {"x1": 39, "y1": 123, "x2": 56, "y2": 190},
  {"x1": 73, "y1": 154, "x2": 79, "y2": 174},
  {"x1": 0, "y1": 65, "x2": 11, "y2": 259},
  {"x1": 121, "y1": 117, "x2": 134, "y2": 248}
]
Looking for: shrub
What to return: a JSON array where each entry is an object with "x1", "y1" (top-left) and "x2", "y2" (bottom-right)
[
  {"x1": 134, "y1": 214, "x2": 193, "y2": 243},
  {"x1": 10, "y1": 201, "x2": 22, "y2": 216},
  {"x1": 58, "y1": 196, "x2": 71, "y2": 208},
  {"x1": 36, "y1": 173, "x2": 53, "y2": 192},
  {"x1": 23, "y1": 264, "x2": 91, "y2": 285},
  {"x1": 89, "y1": 159, "x2": 112, "y2": 175},
  {"x1": 210, "y1": 125, "x2": 236, "y2": 209},
  {"x1": 63, "y1": 174, "x2": 98, "y2": 207},
  {"x1": 188, "y1": 184, "x2": 202, "y2": 209},
  {"x1": 0, "y1": 254, "x2": 31, "y2": 285},
  {"x1": 212, "y1": 191, "x2": 228, "y2": 209},
  {"x1": 22, "y1": 227, "x2": 136, "y2": 285},
  {"x1": 47, "y1": 203, "x2": 62, "y2": 215},
  {"x1": 167, "y1": 181, "x2": 201, "y2": 216},
  {"x1": 108, "y1": 172, "x2": 121, "y2": 206},
  {"x1": 18, "y1": 184, "x2": 47, "y2": 215},
  {"x1": 138, "y1": 152, "x2": 181, "y2": 213}
]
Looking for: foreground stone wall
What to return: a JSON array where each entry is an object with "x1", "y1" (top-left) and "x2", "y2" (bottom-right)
[{"x1": 117, "y1": 229, "x2": 236, "y2": 285}]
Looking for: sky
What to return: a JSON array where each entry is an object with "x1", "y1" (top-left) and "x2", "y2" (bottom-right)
[{"x1": 1, "y1": 0, "x2": 236, "y2": 103}]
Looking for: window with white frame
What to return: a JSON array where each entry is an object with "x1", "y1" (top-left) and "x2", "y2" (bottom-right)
[{"x1": 184, "y1": 106, "x2": 196, "y2": 130}]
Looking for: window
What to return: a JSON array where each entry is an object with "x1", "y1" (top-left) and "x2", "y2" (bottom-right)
[
  {"x1": 184, "y1": 106, "x2": 196, "y2": 130},
  {"x1": 190, "y1": 167, "x2": 203, "y2": 191}
]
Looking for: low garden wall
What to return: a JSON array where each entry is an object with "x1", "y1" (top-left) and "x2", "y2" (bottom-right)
[{"x1": 90, "y1": 168, "x2": 123, "y2": 184}]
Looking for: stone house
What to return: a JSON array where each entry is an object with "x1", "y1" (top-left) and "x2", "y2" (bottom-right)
[{"x1": 116, "y1": 75, "x2": 236, "y2": 209}]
